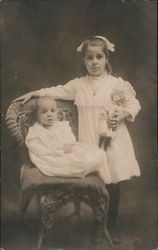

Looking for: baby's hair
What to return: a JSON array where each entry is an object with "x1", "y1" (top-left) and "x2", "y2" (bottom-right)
[
  {"x1": 80, "y1": 36, "x2": 112, "y2": 74},
  {"x1": 33, "y1": 96, "x2": 57, "y2": 114}
]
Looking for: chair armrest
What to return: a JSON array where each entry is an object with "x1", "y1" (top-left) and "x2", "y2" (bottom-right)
[{"x1": 6, "y1": 101, "x2": 25, "y2": 146}]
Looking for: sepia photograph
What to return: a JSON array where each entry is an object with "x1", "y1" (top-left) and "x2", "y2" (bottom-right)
[{"x1": 1, "y1": 0, "x2": 157, "y2": 249}]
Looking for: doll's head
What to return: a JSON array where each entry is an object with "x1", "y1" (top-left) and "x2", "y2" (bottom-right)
[
  {"x1": 111, "y1": 89, "x2": 127, "y2": 106},
  {"x1": 34, "y1": 96, "x2": 57, "y2": 128},
  {"x1": 78, "y1": 36, "x2": 112, "y2": 76}
]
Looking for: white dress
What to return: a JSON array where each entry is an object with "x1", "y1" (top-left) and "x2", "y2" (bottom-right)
[
  {"x1": 25, "y1": 121, "x2": 110, "y2": 183},
  {"x1": 38, "y1": 73, "x2": 141, "y2": 183}
]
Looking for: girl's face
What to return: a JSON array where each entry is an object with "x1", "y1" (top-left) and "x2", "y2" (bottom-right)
[
  {"x1": 83, "y1": 45, "x2": 107, "y2": 76},
  {"x1": 37, "y1": 98, "x2": 57, "y2": 128}
]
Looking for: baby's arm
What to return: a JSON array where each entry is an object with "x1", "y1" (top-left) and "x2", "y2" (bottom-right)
[
  {"x1": 62, "y1": 121, "x2": 76, "y2": 143},
  {"x1": 26, "y1": 137, "x2": 49, "y2": 156},
  {"x1": 62, "y1": 121, "x2": 76, "y2": 153},
  {"x1": 25, "y1": 127, "x2": 53, "y2": 156}
]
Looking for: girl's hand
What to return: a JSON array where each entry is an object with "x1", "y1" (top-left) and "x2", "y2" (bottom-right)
[
  {"x1": 107, "y1": 117, "x2": 118, "y2": 129},
  {"x1": 107, "y1": 110, "x2": 130, "y2": 129},
  {"x1": 117, "y1": 110, "x2": 130, "y2": 123},
  {"x1": 13, "y1": 91, "x2": 39, "y2": 105},
  {"x1": 63, "y1": 143, "x2": 73, "y2": 154}
]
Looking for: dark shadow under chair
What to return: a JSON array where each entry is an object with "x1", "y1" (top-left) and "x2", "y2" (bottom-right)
[{"x1": 6, "y1": 99, "x2": 114, "y2": 250}]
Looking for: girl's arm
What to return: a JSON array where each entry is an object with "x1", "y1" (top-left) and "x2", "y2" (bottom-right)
[
  {"x1": 38, "y1": 79, "x2": 78, "y2": 100},
  {"x1": 123, "y1": 98, "x2": 141, "y2": 122},
  {"x1": 107, "y1": 79, "x2": 141, "y2": 128},
  {"x1": 13, "y1": 78, "x2": 78, "y2": 104},
  {"x1": 117, "y1": 78, "x2": 141, "y2": 122}
]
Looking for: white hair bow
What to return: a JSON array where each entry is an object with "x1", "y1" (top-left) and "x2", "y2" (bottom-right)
[{"x1": 77, "y1": 35, "x2": 115, "y2": 52}]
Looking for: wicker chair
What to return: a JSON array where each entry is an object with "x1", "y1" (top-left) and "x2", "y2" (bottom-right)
[{"x1": 6, "y1": 99, "x2": 113, "y2": 250}]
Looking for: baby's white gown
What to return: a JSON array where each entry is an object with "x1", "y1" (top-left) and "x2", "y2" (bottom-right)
[{"x1": 25, "y1": 121, "x2": 110, "y2": 183}]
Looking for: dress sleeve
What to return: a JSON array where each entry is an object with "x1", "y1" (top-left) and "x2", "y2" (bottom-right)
[
  {"x1": 37, "y1": 78, "x2": 79, "y2": 100},
  {"x1": 25, "y1": 127, "x2": 50, "y2": 156},
  {"x1": 62, "y1": 121, "x2": 76, "y2": 144},
  {"x1": 117, "y1": 77, "x2": 141, "y2": 122}
]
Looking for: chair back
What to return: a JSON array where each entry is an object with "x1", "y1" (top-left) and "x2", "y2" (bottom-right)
[{"x1": 6, "y1": 99, "x2": 78, "y2": 162}]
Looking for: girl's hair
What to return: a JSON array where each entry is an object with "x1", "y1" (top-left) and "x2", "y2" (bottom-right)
[{"x1": 80, "y1": 37, "x2": 112, "y2": 75}]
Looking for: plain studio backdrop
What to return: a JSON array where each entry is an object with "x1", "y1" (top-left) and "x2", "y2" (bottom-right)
[{"x1": 1, "y1": 1, "x2": 157, "y2": 250}]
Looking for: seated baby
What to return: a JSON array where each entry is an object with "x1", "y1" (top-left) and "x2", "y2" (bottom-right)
[{"x1": 25, "y1": 96, "x2": 110, "y2": 183}]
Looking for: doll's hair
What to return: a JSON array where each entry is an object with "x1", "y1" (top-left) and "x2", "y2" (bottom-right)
[{"x1": 80, "y1": 37, "x2": 112, "y2": 75}]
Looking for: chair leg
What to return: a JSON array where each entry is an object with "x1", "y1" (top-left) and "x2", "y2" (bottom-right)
[
  {"x1": 104, "y1": 227, "x2": 114, "y2": 248},
  {"x1": 36, "y1": 224, "x2": 45, "y2": 250},
  {"x1": 73, "y1": 200, "x2": 80, "y2": 220},
  {"x1": 19, "y1": 191, "x2": 33, "y2": 221},
  {"x1": 36, "y1": 194, "x2": 45, "y2": 250},
  {"x1": 103, "y1": 216, "x2": 114, "y2": 248}
]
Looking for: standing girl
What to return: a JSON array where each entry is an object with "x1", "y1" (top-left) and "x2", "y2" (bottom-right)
[{"x1": 14, "y1": 35, "x2": 141, "y2": 241}]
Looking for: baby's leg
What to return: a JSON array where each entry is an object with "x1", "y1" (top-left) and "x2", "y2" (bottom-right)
[{"x1": 83, "y1": 147, "x2": 111, "y2": 185}]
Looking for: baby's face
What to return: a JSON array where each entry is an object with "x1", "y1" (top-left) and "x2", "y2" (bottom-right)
[{"x1": 37, "y1": 98, "x2": 56, "y2": 127}]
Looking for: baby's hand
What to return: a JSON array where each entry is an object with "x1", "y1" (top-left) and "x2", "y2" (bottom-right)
[{"x1": 63, "y1": 143, "x2": 73, "y2": 154}]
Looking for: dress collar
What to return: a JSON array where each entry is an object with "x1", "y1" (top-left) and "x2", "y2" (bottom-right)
[
  {"x1": 34, "y1": 121, "x2": 59, "y2": 132},
  {"x1": 86, "y1": 72, "x2": 109, "y2": 82}
]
